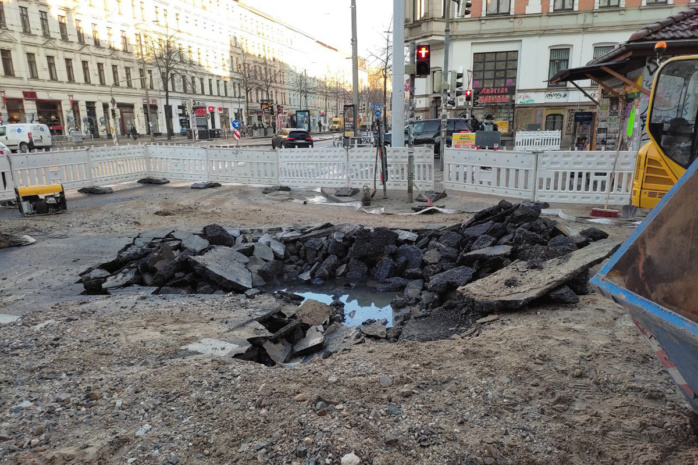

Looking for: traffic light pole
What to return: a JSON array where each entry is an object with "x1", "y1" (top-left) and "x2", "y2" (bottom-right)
[
  {"x1": 408, "y1": 41, "x2": 416, "y2": 203},
  {"x1": 439, "y1": 2, "x2": 451, "y2": 170}
]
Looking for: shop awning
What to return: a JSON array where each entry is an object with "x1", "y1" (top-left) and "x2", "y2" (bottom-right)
[{"x1": 549, "y1": 60, "x2": 635, "y2": 85}]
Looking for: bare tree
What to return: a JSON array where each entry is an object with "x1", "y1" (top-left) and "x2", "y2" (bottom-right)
[
  {"x1": 369, "y1": 26, "x2": 392, "y2": 128},
  {"x1": 143, "y1": 27, "x2": 200, "y2": 139},
  {"x1": 257, "y1": 55, "x2": 279, "y2": 125},
  {"x1": 235, "y1": 46, "x2": 256, "y2": 126},
  {"x1": 291, "y1": 69, "x2": 313, "y2": 110}
]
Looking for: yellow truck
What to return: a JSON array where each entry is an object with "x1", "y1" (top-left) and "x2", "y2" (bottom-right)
[{"x1": 329, "y1": 118, "x2": 343, "y2": 132}]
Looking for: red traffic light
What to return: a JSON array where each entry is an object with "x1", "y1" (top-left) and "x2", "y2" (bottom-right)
[
  {"x1": 417, "y1": 46, "x2": 430, "y2": 59},
  {"x1": 465, "y1": 89, "x2": 473, "y2": 101}
]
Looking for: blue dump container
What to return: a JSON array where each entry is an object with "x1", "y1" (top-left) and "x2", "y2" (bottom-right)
[{"x1": 591, "y1": 160, "x2": 698, "y2": 412}]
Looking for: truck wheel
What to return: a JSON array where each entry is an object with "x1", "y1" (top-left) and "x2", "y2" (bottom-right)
[{"x1": 19, "y1": 142, "x2": 29, "y2": 153}]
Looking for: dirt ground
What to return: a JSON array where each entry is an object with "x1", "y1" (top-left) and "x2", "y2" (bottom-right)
[{"x1": 0, "y1": 183, "x2": 696, "y2": 465}]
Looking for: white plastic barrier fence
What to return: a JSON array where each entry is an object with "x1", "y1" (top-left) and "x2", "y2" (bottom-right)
[
  {"x1": 536, "y1": 150, "x2": 636, "y2": 204},
  {"x1": 279, "y1": 147, "x2": 348, "y2": 188},
  {"x1": 147, "y1": 145, "x2": 208, "y2": 181},
  {"x1": 89, "y1": 145, "x2": 148, "y2": 185},
  {"x1": 515, "y1": 131, "x2": 561, "y2": 151},
  {"x1": 208, "y1": 148, "x2": 278, "y2": 185},
  {"x1": 443, "y1": 149, "x2": 536, "y2": 199},
  {"x1": 0, "y1": 156, "x2": 15, "y2": 202},
  {"x1": 444, "y1": 148, "x2": 637, "y2": 205},
  {"x1": 9, "y1": 148, "x2": 94, "y2": 190}
]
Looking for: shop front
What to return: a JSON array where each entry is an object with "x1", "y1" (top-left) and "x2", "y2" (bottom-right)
[
  {"x1": 36, "y1": 100, "x2": 65, "y2": 135},
  {"x1": 142, "y1": 100, "x2": 160, "y2": 135},
  {"x1": 85, "y1": 102, "x2": 99, "y2": 137},
  {"x1": 4, "y1": 98, "x2": 26, "y2": 123},
  {"x1": 118, "y1": 103, "x2": 135, "y2": 135}
]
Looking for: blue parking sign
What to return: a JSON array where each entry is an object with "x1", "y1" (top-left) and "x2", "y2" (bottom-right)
[
  {"x1": 375, "y1": 110, "x2": 381, "y2": 118},
  {"x1": 232, "y1": 119, "x2": 240, "y2": 129}
]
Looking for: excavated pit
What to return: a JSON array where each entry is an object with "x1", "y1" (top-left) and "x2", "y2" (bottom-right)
[{"x1": 78, "y1": 199, "x2": 613, "y2": 366}]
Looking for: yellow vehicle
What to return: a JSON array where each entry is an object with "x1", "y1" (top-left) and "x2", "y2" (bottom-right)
[
  {"x1": 329, "y1": 117, "x2": 343, "y2": 131},
  {"x1": 633, "y1": 56, "x2": 698, "y2": 208}
]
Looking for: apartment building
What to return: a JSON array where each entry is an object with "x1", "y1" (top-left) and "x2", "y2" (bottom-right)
[
  {"x1": 405, "y1": 0, "x2": 689, "y2": 147},
  {"x1": 0, "y1": 0, "x2": 353, "y2": 138}
]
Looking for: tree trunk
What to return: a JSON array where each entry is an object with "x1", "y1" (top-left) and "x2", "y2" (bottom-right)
[
  {"x1": 383, "y1": 73, "x2": 388, "y2": 129},
  {"x1": 165, "y1": 83, "x2": 172, "y2": 140}
]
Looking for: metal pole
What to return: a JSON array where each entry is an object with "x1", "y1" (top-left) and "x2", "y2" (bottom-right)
[
  {"x1": 351, "y1": 0, "x2": 360, "y2": 138},
  {"x1": 439, "y1": 2, "x2": 451, "y2": 170},
  {"x1": 407, "y1": 41, "x2": 416, "y2": 203},
  {"x1": 392, "y1": 0, "x2": 405, "y2": 147},
  {"x1": 140, "y1": 34, "x2": 154, "y2": 142}
]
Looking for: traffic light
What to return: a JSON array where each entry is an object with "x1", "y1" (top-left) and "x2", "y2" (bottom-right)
[
  {"x1": 416, "y1": 45, "x2": 431, "y2": 76},
  {"x1": 458, "y1": 0, "x2": 472, "y2": 16},
  {"x1": 450, "y1": 69, "x2": 464, "y2": 98},
  {"x1": 465, "y1": 89, "x2": 473, "y2": 102},
  {"x1": 433, "y1": 69, "x2": 443, "y2": 93}
]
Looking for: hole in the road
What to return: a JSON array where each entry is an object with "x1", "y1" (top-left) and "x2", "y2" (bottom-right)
[{"x1": 78, "y1": 200, "x2": 611, "y2": 366}]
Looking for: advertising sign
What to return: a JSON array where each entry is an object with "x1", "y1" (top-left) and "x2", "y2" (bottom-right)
[
  {"x1": 296, "y1": 110, "x2": 310, "y2": 131},
  {"x1": 343, "y1": 104, "x2": 356, "y2": 138},
  {"x1": 452, "y1": 133, "x2": 476, "y2": 149}
]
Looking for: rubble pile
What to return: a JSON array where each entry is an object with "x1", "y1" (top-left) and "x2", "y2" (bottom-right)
[{"x1": 81, "y1": 200, "x2": 609, "y2": 304}]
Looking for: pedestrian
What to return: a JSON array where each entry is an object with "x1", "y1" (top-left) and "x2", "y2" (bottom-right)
[
  {"x1": 272, "y1": 120, "x2": 277, "y2": 134},
  {"x1": 318, "y1": 120, "x2": 322, "y2": 133},
  {"x1": 130, "y1": 126, "x2": 138, "y2": 140}
]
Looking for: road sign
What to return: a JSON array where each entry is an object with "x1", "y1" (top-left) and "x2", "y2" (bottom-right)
[
  {"x1": 375, "y1": 109, "x2": 381, "y2": 118},
  {"x1": 232, "y1": 119, "x2": 240, "y2": 129},
  {"x1": 208, "y1": 106, "x2": 215, "y2": 112},
  {"x1": 370, "y1": 104, "x2": 384, "y2": 109},
  {"x1": 233, "y1": 129, "x2": 240, "y2": 140}
]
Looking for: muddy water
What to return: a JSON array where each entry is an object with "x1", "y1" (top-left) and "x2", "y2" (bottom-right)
[{"x1": 278, "y1": 282, "x2": 397, "y2": 327}]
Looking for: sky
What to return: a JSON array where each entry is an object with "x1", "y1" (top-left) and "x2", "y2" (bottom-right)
[{"x1": 251, "y1": 0, "x2": 394, "y2": 60}]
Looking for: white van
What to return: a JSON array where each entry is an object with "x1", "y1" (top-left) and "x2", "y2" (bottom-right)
[{"x1": 0, "y1": 124, "x2": 53, "y2": 152}]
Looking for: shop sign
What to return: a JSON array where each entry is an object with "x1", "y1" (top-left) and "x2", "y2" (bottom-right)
[
  {"x1": 574, "y1": 112, "x2": 594, "y2": 123},
  {"x1": 474, "y1": 86, "x2": 516, "y2": 106},
  {"x1": 141, "y1": 98, "x2": 158, "y2": 105},
  {"x1": 22, "y1": 91, "x2": 38, "y2": 100},
  {"x1": 218, "y1": 107, "x2": 223, "y2": 112},
  {"x1": 208, "y1": 106, "x2": 215, "y2": 112},
  {"x1": 194, "y1": 107, "x2": 208, "y2": 117}
]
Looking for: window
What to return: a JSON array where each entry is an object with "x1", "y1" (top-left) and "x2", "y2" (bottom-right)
[
  {"x1": 0, "y1": 1, "x2": 6, "y2": 29},
  {"x1": 200, "y1": 77, "x2": 205, "y2": 94},
  {"x1": 82, "y1": 61, "x2": 91, "y2": 83},
  {"x1": 76, "y1": 20, "x2": 84, "y2": 43},
  {"x1": 0, "y1": 49, "x2": 12, "y2": 76},
  {"x1": 216, "y1": 80, "x2": 220, "y2": 96},
  {"x1": 593, "y1": 45, "x2": 614, "y2": 60},
  {"x1": 175, "y1": 13, "x2": 180, "y2": 29},
  {"x1": 107, "y1": 27, "x2": 114, "y2": 49},
  {"x1": 93, "y1": 24, "x2": 100, "y2": 46},
  {"x1": 66, "y1": 58, "x2": 74, "y2": 82},
  {"x1": 599, "y1": 0, "x2": 619, "y2": 7},
  {"x1": 646, "y1": 0, "x2": 667, "y2": 4},
  {"x1": 148, "y1": 70, "x2": 153, "y2": 89},
  {"x1": 20, "y1": 7, "x2": 30, "y2": 33},
  {"x1": 188, "y1": 46, "x2": 193, "y2": 63},
  {"x1": 548, "y1": 48, "x2": 569, "y2": 87},
  {"x1": 104, "y1": 0, "x2": 109, "y2": 11},
  {"x1": 192, "y1": 76, "x2": 196, "y2": 93},
  {"x1": 163, "y1": 9, "x2": 167, "y2": 24},
  {"x1": 131, "y1": 0, "x2": 137, "y2": 18},
  {"x1": 209, "y1": 78, "x2": 213, "y2": 95},
  {"x1": 40, "y1": 11, "x2": 50, "y2": 37},
  {"x1": 97, "y1": 63, "x2": 106, "y2": 85},
  {"x1": 121, "y1": 31, "x2": 128, "y2": 51},
  {"x1": 112, "y1": 65, "x2": 119, "y2": 85},
  {"x1": 487, "y1": 0, "x2": 510, "y2": 15},
  {"x1": 472, "y1": 51, "x2": 518, "y2": 89},
  {"x1": 139, "y1": 68, "x2": 145, "y2": 88},
  {"x1": 170, "y1": 74, "x2": 176, "y2": 92},
  {"x1": 140, "y1": 1, "x2": 145, "y2": 20},
  {"x1": 59, "y1": 16, "x2": 68, "y2": 40},
  {"x1": 545, "y1": 114, "x2": 563, "y2": 131},
  {"x1": 116, "y1": 0, "x2": 122, "y2": 14},
  {"x1": 553, "y1": 0, "x2": 574, "y2": 9},
  {"x1": 182, "y1": 75, "x2": 188, "y2": 93},
  {"x1": 125, "y1": 67, "x2": 132, "y2": 87},
  {"x1": 224, "y1": 81, "x2": 228, "y2": 97},
  {"x1": 47, "y1": 56, "x2": 58, "y2": 81},
  {"x1": 154, "y1": 6, "x2": 159, "y2": 23},
  {"x1": 26, "y1": 53, "x2": 38, "y2": 78}
]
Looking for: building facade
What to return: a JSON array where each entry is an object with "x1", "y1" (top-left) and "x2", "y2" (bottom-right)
[
  {"x1": 405, "y1": 0, "x2": 689, "y2": 148},
  {"x1": 0, "y1": 0, "x2": 355, "y2": 139}
]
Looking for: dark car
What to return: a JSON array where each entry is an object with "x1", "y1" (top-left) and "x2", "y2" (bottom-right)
[
  {"x1": 384, "y1": 118, "x2": 472, "y2": 155},
  {"x1": 272, "y1": 128, "x2": 314, "y2": 149}
]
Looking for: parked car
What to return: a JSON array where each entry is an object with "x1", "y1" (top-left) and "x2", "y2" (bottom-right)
[
  {"x1": 0, "y1": 123, "x2": 53, "y2": 152},
  {"x1": 384, "y1": 118, "x2": 472, "y2": 155},
  {"x1": 272, "y1": 128, "x2": 314, "y2": 149},
  {"x1": 0, "y1": 141, "x2": 8, "y2": 157}
]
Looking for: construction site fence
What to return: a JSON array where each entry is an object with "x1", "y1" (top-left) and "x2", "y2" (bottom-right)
[
  {"x1": 514, "y1": 130, "x2": 562, "y2": 151},
  {"x1": 443, "y1": 148, "x2": 637, "y2": 205},
  {"x1": 0, "y1": 144, "x2": 435, "y2": 201}
]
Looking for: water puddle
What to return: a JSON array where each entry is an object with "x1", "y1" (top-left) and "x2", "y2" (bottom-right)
[{"x1": 278, "y1": 282, "x2": 397, "y2": 327}]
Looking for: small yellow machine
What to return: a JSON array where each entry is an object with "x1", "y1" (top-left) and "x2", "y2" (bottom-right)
[
  {"x1": 15, "y1": 184, "x2": 67, "y2": 216},
  {"x1": 633, "y1": 55, "x2": 698, "y2": 208}
]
